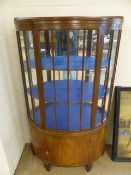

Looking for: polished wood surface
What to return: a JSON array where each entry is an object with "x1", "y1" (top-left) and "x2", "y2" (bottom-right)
[
  {"x1": 30, "y1": 119, "x2": 107, "y2": 167},
  {"x1": 14, "y1": 16, "x2": 123, "y2": 31}
]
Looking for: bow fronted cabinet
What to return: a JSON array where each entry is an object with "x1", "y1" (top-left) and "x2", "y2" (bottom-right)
[{"x1": 14, "y1": 16, "x2": 123, "y2": 171}]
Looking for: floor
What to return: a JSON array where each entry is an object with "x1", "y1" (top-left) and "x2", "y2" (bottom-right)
[{"x1": 15, "y1": 144, "x2": 131, "y2": 175}]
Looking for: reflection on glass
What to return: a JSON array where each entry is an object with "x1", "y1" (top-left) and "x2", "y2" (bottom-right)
[
  {"x1": 19, "y1": 31, "x2": 40, "y2": 123},
  {"x1": 20, "y1": 28, "x2": 118, "y2": 130},
  {"x1": 37, "y1": 29, "x2": 111, "y2": 130}
]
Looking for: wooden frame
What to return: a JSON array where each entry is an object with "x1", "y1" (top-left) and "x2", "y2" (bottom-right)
[{"x1": 112, "y1": 86, "x2": 131, "y2": 161}]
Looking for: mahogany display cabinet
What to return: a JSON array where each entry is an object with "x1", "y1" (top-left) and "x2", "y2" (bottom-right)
[{"x1": 14, "y1": 16, "x2": 123, "y2": 172}]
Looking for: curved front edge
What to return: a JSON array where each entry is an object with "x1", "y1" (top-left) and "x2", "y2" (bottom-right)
[{"x1": 29, "y1": 120, "x2": 108, "y2": 167}]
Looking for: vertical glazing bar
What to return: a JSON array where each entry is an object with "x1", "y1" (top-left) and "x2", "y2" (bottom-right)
[
  {"x1": 58, "y1": 36, "x2": 60, "y2": 55},
  {"x1": 16, "y1": 31, "x2": 30, "y2": 118},
  {"x1": 77, "y1": 30, "x2": 79, "y2": 56},
  {"x1": 60, "y1": 31, "x2": 62, "y2": 55},
  {"x1": 80, "y1": 30, "x2": 86, "y2": 130},
  {"x1": 58, "y1": 32, "x2": 61, "y2": 80},
  {"x1": 51, "y1": 31, "x2": 57, "y2": 130},
  {"x1": 86, "y1": 30, "x2": 92, "y2": 56},
  {"x1": 44, "y1": 31, "x2": 51, "y2": 81},
  {"x1": 23, "y1": 31, "x2": 35, "y2": 121},
  {"x1": 76, "y1": 30, "x2": 79, "y2": 80},
  {"x1": 67, "y1": 31, "x2": 70, "y2": 131},
  {"x1": 59, "y1": 71, "x2": 60, "y2": 80},
  {"x1": 101, "y1": 30, "x2": 114, "y2": 122},
  {"x1": 57, "y1": 33, "x2": 61, "y2": 80},
  {"x1": 32, "y1": 30, "x2": 46, "y2": 129},
  {"x1": 107, "y1": 30, "x2": 122, "y2": 116},
  {"x1": 85, "y1": 30, "x2": 92, "y2": 81},
  {"x1": 91, "y1": 27, "x2": 104, "y2": 129},
  {"x1": 104, "y1": 31, "x2": 114, "y2": 88}
]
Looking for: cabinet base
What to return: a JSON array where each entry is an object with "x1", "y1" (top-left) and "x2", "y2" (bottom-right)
[{"x1": 30, "y1": 119, "x2": 108, "y2": 171}]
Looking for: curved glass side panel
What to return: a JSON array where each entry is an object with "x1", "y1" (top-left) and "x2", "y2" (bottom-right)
[{"x1": 19, "y1": 31, "x2": 40, "y2": 125}]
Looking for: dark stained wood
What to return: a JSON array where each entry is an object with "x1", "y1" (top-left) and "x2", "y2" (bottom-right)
[
  {"x1": 44, "y1": 162, "x2": 51, "y2": 171},
  {"x1": 85, "y1": 163, "x2": 92, "y2": 172},
  {"x1": 107, "y1": 30, "x2": 122, "y2": 116},
  {"x1": 58, "y1": 71, "x2": 60, "y2": 80},
  {"x1": 51, "y1": 31, "x2": 57, "y2": 130},
  {"x1": 101, "y1": 30, "x2": 114, "y2": 122},
  {"x1": 101, "y1": 148, "x2": 105, "y2": 156},
  {"x1": 67, "y1": 31, "x2": 70, "y2": 131},
  {"x1": 85, "y1": 30, "x2": 92, "y2": 81},
  {"x1": 44, "y1": 31, "x2": 51, "y2": 81},
  {"x1": 90, "y1": 27, "x2": 104, "y2": 129},
  {"x1": 31, "y1": 143, "x2": 35, "y2": 155},
  {"x1": 77, "y1": 30, "x2": 79, "y2": 56},
  {"x1": 80, "y1": 30, "x2": 86, "y2": 130},
  {"x1": 76, "y1": 30, "x2": 79, "y2": 80},
  {"x1": 86, "y1": 30, "x2": 92, "y2": 56}
]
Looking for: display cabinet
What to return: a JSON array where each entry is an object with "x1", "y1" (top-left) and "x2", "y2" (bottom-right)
[{"x1": 14, "y1": 16, "x2": 123, "y2": 171}]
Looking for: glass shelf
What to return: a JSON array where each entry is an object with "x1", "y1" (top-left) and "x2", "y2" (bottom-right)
[
  {"x1": 28, "y1": 55, "x2": 109, "y2": 70},
  {"x1": 28, "y1": 80, "x2": 109, "y2": 103},
  {"x1": 33, "y1": 104, "x2": 106, "y2": 130}
]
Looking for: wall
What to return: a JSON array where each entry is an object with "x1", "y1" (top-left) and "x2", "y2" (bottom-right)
[
  {"x1": 0, "y1": 0, "x2": 131, "y2": 174},
  {"x1": 0, "y1": 138, "x2": 10, "y2": 175},
  {"x1": 0, "y1": 1, "x2": 30, "y2": 175}
]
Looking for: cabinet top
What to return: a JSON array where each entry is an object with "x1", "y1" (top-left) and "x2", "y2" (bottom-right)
[
  {"x1": 14, "y1": 16, "x2": 123, "y2": 21},
  {"x1": 14, "y1": 16, "x2": 123, "y2": 31}
]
